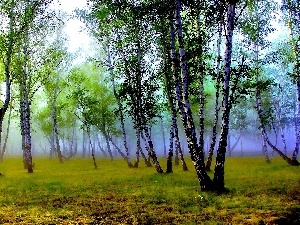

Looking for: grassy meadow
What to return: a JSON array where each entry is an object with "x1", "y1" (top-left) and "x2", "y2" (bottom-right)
[{"x1": 0, "y1": 156, "x2": 299, "y2": 224}]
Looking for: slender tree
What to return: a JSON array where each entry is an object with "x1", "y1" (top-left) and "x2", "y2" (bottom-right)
[
  {"x1": 170, "y1": 0, "x2": 213, "y2": 190},
  {"x1": 281, "y1": 0, "x2": 300, "y2": 160},
  {"x1": 13, "y1": 0, "x2": 57, "y2": 171},
  {"x1": 0, "y1": 100, "x2": 13, "y2": 162},
  {"x1": 206, "y1": 21, "x2": 222, "y2": 171},
  {"x1": 213, "y1": 1, "x2": 238, "y2": 192}
]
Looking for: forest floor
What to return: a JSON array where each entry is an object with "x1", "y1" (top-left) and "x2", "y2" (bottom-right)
[{"x1": 0, "y1": 156, "x2": 299, "y2": 224}]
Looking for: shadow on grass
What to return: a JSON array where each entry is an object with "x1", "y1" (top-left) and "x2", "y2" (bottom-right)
[{"x1": 273, "y1": 208, "x2": 300, "y2": 225}]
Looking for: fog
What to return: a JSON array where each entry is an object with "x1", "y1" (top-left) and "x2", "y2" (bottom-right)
[{"x1": 3, "y1": 114, "x2": 296, "y2": 160}]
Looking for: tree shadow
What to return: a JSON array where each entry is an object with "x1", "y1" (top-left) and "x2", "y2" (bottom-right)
[{"x1": 273, "y1": 208, "x2": 300, "y2": 225}]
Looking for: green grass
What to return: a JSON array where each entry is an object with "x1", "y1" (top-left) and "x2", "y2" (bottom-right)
[{"x1": 0, "y1": 156, "x2": 299, "y2": 224}]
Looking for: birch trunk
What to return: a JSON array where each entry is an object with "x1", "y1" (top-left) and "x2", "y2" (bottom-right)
[
  {"x1": 198, "y1": 32, "x2": 205, "y2": 158},
  {"x1": 107, "y1": 134, "x2": 128, "y2": 160},
  {"x1": 0, "y1": 102, "x2": 12, "y2": 162},
  {"x1": 0, "y1": 2, "x2": 13, "y2": 159},
  {"x1": 69, "y1": 120, "x2": 77, "y2": 158},
  {"x1": 104, "y1": 132, "x2": 113, "y2": 161},
  {"x1": 166, "y1": 120, "x2": 174, "y2": 173},
  {"x1": 49, "y1": 134, "x2": 55, "y2": 159},
  {"x1": 206, "y1": 22, "x2": 222, "y2": 171},
  {"x1": 171, "y1": 0, "x2": 212, "y2": 190},
  {"x1": 107, "y1": 44, "x2": 132, "y2": 167},
  {"x1": 142, "y1": 125, "x2": 164, "y2": 173},
  {"x1": 20, "y1": 96, "x2": 27, "y2": 168},
  {"x1": 199, "y1": 67, "x2": 205, "y2": 155},
  {"x1": 53, "y1": 118, "x2": 63, "y2": 163},
  {"x1": 253, "y1": 36, "x2": 271, "y2": 163},
  {"x1": 19, "y1": 36, "x2": 33, "y2": 173},
  {"x1": 276, "y1": 110, "x2": 287, "y2": 155},
  {"x1": 256, "y1": 56, "x2": 298, "y2": 165},
  {"x1": 293, "y1": 76, "x2": 300, "y2": 160},
  {"x1": 257, "y1": 93, "x2": 299, "y2": 165},
  {"x1": 213, "y1": 3, "x2": 236, "y2": 192},
  {"x1": 160, "y1": 117, "x2": 167, "y2": 157},
  {"x1": 174, "y1": 143, "x2": 179, "y2": 165},
  {"x1": 229, "y1": 134, "x2": 241, "y2": 155},
  {"x1": 140, "y1": 147, "x2": 150, "y2": 167},
  {"x1": 140, "y1": 131, "x2": 153, "y2": 167},
  {"x1": 164, "y1": 66, "x2": 175, "y2": 172},
  {"x1": 166, "y1": 107, "x2": 188, "y2": 171},
  {"x1": 174, "y1": 118, "x2": 188, "y2": 171},
  {"x1": 97, "y1": 135, "x2": 107, "y2": 157},
  {"x1": 285, "y1": 0, "x2": 300, "y2": 160},
  {"x1": 23, "y1": 98, "x2": 33, "y2": 173},
  {"x1": 82, "y1": 129, "x2": 86, "y2": 158},
  {"x1": 50, "y1": 70, "x2": 65, "y2": 162},
  {"x1": 133, "y1": 129, "x2": 141, "y2": 167},
  {"x1": 88, "y1": 131, "x2": 97, "y2": 169}
]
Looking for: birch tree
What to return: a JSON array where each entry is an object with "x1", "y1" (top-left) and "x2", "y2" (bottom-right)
[
  {"x1": 169, "y1": 0, "x2": 213, "y2": 190},
  {"x1": 239, "y1": 0, "x2": 300, "y2": 166},
  {"x1": 281, "y1": 0, "x2": 300, "y2": 160},
  {"x1": 1, "y1": 0, "x2": 56, "y2": 172}
]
